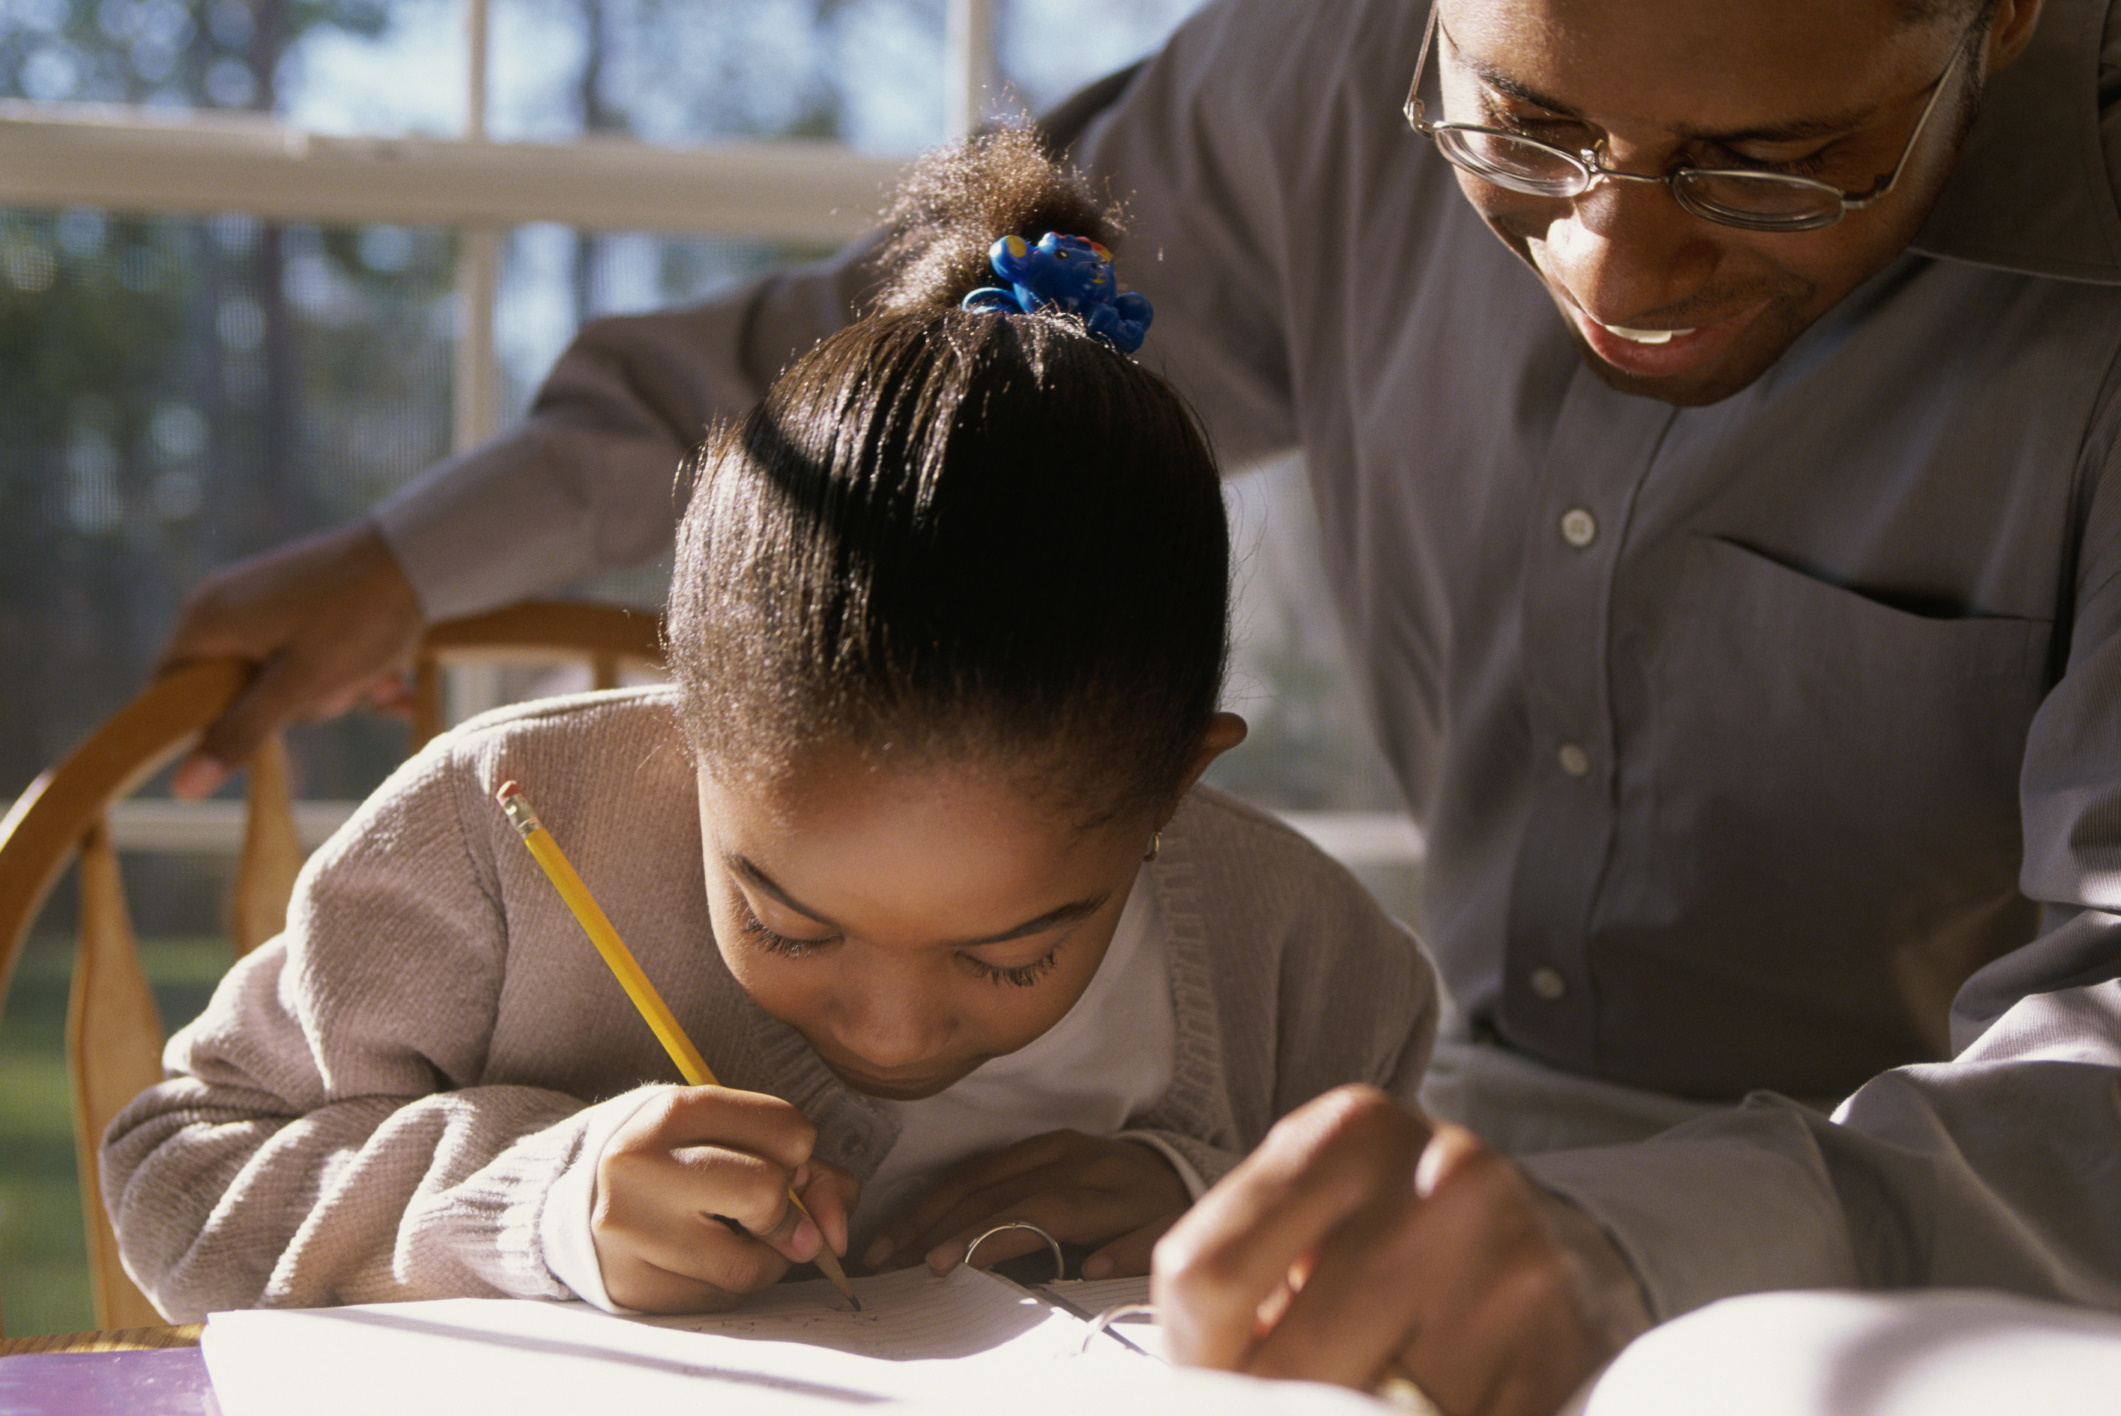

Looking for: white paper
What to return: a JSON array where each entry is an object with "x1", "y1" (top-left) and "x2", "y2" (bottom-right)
[{"x1": 203, "y1": 1266, "x2": 1379, "y2": 1416}]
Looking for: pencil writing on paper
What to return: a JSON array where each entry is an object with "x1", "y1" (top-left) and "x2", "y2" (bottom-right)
[{"x1": 494, "y1": 779, "x2": 860, "y2": 1312}]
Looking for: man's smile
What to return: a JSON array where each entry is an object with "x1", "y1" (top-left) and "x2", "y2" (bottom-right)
[{"x1": 1567, "y1": 295, "x2": 1775, "y2": 381}]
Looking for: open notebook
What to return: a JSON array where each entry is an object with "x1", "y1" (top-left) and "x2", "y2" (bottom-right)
[{"x1": 202, "y1": 1266, "x2": 1386, "y2": 1415}]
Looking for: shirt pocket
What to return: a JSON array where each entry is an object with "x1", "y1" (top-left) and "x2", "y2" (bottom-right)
[
  {"x1": 1649, "y1": 534, "x2": 2051, "y2": 771},
  {"x1": 1621, "y1": 535, "x2": 2051, "y2": 1072}
]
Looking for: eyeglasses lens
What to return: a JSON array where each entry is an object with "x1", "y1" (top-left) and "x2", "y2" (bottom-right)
[
  {"x1": 1431, "y1": 129, "x2": 1849, "y2": 231},
  {"x1": 1671, "y1": 172, "x2": 1845, "y2": 230},
  {"x1": 1432, "y1": 129, "x2": 1584, "y2": 196}
]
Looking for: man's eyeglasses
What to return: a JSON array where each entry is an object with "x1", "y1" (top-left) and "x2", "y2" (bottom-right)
[{"x1": 1402, "y1": 2, "x2": 1969, "y2": 233}]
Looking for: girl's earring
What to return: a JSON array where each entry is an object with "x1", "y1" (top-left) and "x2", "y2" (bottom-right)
[{"x1": 1143, "y1": 831, "x2": 1162, "y2": 863}]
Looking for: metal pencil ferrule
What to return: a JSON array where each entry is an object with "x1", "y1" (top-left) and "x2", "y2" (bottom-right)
[{"x1": 498, "y1": 792, "x2": 544, "y2": 838}]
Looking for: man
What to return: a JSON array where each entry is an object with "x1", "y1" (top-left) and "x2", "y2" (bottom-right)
[{"x1": 162, "y1": 0, "x2": 2121, "y2": 1411}]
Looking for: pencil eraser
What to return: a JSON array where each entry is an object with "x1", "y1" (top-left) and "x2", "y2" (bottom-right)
[{"x1": 496, "y1": 780, "x2": 521, "y2": 804}]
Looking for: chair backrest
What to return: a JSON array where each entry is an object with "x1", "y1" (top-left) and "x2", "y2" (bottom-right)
[{"x1": 0, "y1": 601, "x2": 663, "y2": 1333}]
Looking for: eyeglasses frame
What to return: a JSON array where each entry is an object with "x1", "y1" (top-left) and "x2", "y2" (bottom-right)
[{"x1": 1402, "y1": 0, "x2": 1973, "y2": 233}]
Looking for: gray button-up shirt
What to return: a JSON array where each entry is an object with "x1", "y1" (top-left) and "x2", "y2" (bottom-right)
[{"x1": 376, "y1": 0, "x2": 2121, "y2": 1319}]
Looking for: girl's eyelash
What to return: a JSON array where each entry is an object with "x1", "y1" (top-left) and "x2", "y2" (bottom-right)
[
  {"x1": 964, "y1": 949, "x2": 1060, "y2": 988},
  {"x1": 738, "y1": 899, "x2": 1060, "y2": 984},
  {"x1": 737, "y1": 906, "x2": 834, "y2": 958}
]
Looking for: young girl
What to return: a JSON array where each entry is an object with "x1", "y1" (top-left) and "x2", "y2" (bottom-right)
[{"x1": 102, "y1": 130, "x2": 1437, "y2": 1320}]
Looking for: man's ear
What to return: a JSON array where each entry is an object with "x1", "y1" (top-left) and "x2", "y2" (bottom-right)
[
  {"x1": 1158, "y1": 712, "x2": 1248, "y2": 827},
  {"x1": 1984, "y1": 0, "x2": 2044, "y2": 75}
]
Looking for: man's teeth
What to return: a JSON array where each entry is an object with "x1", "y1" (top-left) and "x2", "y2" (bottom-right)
[{"x1": 1597, "y1": 320, "x2": 1695, "y2": 345}]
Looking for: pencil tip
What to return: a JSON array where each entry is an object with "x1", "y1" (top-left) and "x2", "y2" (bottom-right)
[{"x1": 849, "y1": 1295, "x2": 863, "y2": 1312}]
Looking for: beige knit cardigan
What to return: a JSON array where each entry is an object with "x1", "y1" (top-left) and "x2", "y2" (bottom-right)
[{"x1": 102, "y1": 688, "x2": 1437, "y2": 1321}]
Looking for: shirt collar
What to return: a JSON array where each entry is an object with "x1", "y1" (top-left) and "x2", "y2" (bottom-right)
[{"x1": 1911, "y1": 0, "x2": 2121, "y2": 284}]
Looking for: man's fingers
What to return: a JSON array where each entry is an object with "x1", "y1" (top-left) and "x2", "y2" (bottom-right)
[
  {"x1": 182, "y1": 651, "x2": 336, "y2": 789},
  {"x1": 1156, "y1": 1086, "x2": 1430, "y2": 1372},
  {"x1": 1251, "y1": 1123, "x2": 1625, "y2": 1416},
  {"x1": 158, "y1": 520, "x2": 426, "y2": 780}
]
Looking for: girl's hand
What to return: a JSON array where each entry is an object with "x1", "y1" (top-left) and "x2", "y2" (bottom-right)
[
  {"x1": 591, "y1": 1086, "x2": 860, "y2": 1312},
  {"x1": 861, "y1": 1129, "x2": 1191, "y2": 1279}
]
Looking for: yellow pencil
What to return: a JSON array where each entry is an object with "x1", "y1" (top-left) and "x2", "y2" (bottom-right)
[{"x1": 495, "y1": 781, "x2": 860, "y2": 1311}]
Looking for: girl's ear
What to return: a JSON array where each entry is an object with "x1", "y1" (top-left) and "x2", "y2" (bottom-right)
[{"x1": 1159, "y1": 712, "x2": 1249, "y2": 826}]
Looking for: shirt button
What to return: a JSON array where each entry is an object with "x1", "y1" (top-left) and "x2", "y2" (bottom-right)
[
  {"x1": 1560, "y1": 508, "x2": 1598, "y2": 548},
  {"x1": 1557, "y1": 742, "x2": 1590, "y2": 777},
  {"x1": 1530, "y1": 967, "x2": 1568, "y2": 1002},
  {"x1": 842, "y1": 1135, "x2": 869, "y2": 1158}
]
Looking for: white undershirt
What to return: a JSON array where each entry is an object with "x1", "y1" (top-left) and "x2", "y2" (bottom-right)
[{"x1": 849, "y1": 864, "x2": 1179, "y2": 1256}]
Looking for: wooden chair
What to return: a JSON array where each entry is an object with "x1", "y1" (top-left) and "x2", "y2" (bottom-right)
[{"x1": 0, "y1": 601, "x2": 662, "y2": 1334}]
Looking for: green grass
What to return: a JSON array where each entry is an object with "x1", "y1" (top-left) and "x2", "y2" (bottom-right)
[{"x1": 0, "y1": 932, "x2": 231, "y2": 1337}]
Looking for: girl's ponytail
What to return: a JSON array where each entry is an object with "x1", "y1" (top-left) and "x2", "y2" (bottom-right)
[
  {"x1": 871, "y1": 125, "x2": 1121, "y2": 318},
  {"x1": 670, "y1": 131, "x2": 1226, "y2": 824}
]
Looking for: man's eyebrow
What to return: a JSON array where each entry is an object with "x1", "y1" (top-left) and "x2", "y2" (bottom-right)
[
  {"x1": 1462, "y1": 55, "x2": 1870, "y2": 146},
  {"x1": 729, "y1": 855, "x2": 1108, "y2": 946}
]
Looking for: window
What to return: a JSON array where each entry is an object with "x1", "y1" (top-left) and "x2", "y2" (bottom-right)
[{"x1": 0, "y1": 0, "x2": 1412, "y2": 1336}]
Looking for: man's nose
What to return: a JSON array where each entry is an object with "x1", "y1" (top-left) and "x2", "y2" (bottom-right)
[{"x1": 1541, "y1": 167, "x2": 1719, "y2": 323}]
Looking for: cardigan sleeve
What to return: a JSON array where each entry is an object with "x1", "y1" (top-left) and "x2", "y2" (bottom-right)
[{"x1": 98, "y1": 741, "x2": 651, "y2": 1320}]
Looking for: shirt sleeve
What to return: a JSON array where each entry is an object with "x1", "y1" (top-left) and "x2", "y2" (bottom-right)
[
  {"x1": 372, "y1": 235, "x2": 885, "y2": 621},
  {"x1": 1524, "y1": 397, "x2": 2121, "y2": 1322},
  {"x1": 98, "y1": 741, "x2": 641, "y2": 1321}
]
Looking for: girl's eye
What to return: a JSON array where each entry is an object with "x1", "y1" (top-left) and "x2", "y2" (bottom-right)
[
  {"x1": 962, "y1": 949, "x2": 1060, "y2": 988},
  {"x1": 737, "y1": 905, "x2": 835, "y2": 958}
]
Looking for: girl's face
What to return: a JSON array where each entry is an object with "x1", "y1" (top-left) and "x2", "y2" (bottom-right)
[{"x1": 695, "y1": 750, "x2": 1166, "y2": 1101}]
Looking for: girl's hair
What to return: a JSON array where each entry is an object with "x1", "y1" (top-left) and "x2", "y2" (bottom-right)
[{"x1": 667, "y1": 126, "x2": 1228, "y2": 823}]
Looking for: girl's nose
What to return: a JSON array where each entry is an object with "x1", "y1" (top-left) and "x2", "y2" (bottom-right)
[{"x1": 834, "y1": 983, "x2": 951, "y2": 1070}]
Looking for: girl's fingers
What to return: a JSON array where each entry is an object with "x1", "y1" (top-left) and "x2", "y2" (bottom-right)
[
  {"x1": 633, "y1": 1086, "x2": 821, "y2": 1173},
  {"x1": 923, "y1": 1219, "x2": 1057, "y2": 1275},
  {"x1": 868, "y1": 1170, "x2": 1062, "y2": 1270},
  {"x1": 872, "y1": 1134, "x2": 1188, "y2": 1272},
  {"x1": 594, "y1": 1087, "x2": 839, "y2": 1308},
  {"x1": 1082, "y1": 1214, "x2": 1180, "y2": 1280},
  {"x1": 797, "y1": 1160, "x2": 861, "y2": 1258},
  {"x1": 865, "y1": 1131, "x2": 1082, "y2": 1265},
  {"x1": 601, "y1": 1205, "x2": 795, "y2": 1311}
]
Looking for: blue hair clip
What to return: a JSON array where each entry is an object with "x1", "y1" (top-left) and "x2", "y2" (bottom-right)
[{"x1": 959, "y1": 232, "x2": 1155, "y2": 354}]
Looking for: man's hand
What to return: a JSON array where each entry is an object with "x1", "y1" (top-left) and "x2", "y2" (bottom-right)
[
  {"x1": 158, "y1": 520, "x2": 426, "y2": 798},
  {"x1": 1153, "y1": 1086, "x2": 1652, "y2": 1416},
  {"x1": 593, "y1": 1086, "x2": 859, "y2": 1313},
  {"x1": 861, "y1": 1129, "x2": 1190, "y2": 1279}
]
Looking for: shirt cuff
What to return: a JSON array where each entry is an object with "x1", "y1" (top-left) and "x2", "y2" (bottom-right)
[
  {"x1": 538, "y1": 1086, "x2": 673, "y2": 1312},
  {"x1": 1116, "y1": 1128, "x2": 1214, "y2": 1201},
  {"x1": 1522, "y1": 1106, "x2": 1861, "y2": 1320}
]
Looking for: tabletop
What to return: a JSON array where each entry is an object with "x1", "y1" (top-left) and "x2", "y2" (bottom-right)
[{"x1": 0, "y1": 1324, "x2": 209, "y2": 1416}]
